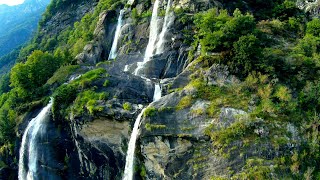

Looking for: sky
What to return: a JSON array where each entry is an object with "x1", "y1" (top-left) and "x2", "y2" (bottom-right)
[{"x1": 0, "y1": 0, "x2": 24, "y2": 6}]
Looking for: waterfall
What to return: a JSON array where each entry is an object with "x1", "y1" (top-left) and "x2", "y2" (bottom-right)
[
  {"x1": 156, "y1": 0, "x2": 174, "y2": 54},
  {"x1": 144, "y1": 0, "x2": 160, "y2": 61},
  {"x1": 134, "y1": 0, "x2": 160, "y2": 75},
  {"x1": 18, "y1": 99, "x2": 53, "y2": 180},
  {"x1": 153, "y1": 84, "x2": 162, "y2": 101},
  {"x1": 122, "y1": 108, "x2": 145, "y2": 180},
  {"x1": 123, "y1": 0, "x2": 167, "y2": 178},
  {"x1": 108, "y1": 9, "x2": 125, "y2": 60},
  {"x1": 123, "y1": 84, "x2": 162, "y2": 180}
]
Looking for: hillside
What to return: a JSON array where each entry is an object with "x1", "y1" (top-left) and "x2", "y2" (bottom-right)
[
  {"x1": 0, "y1": 0, "x2": 320, "y2": 179},
  {"x1": 0, "y1": 0, "x2": 50, "y2": 74}
]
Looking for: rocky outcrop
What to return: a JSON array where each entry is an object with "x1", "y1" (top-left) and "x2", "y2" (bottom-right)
[
  {"x1": 76, "y1": 10, "x2": 118, "y2": 64},
  {"x1": 39, "y1": 0, "x2": 96, "y2": 38}
]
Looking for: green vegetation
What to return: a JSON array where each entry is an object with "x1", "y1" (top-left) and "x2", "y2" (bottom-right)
[
  {"x1": 47, "y1": 65, "x2": 79, "y2": 85},
  {"x1": 72, "y1": 90, "x2": 107, "y2": 115},
  {"x1": 0, "y1": 0, "x2": 320, "y2": 178},
  {"x1": 52, "y1": 84, "x2": 77, "y2": 120},
  {"x1": 190, "y1": 4, "x2": 320, "y2": 178},
  {"x1": 0, "y1": 0, "x2": 121, "y2": 161},
  {"x1": 145, "y1": 123, "x2": 166, "y2": 131},
  {"x1": 143, "y1": 107, "x2": 157, "y2": 117},
  {"x1": 123, "y1": 102, "x2": 132, "y2": 111},
  {"x1": 176, "y1": 96, "x2": 193, "y2": 110},
  {"x1": 10, "y1": 50, "x2": 60, "y2": 95}
]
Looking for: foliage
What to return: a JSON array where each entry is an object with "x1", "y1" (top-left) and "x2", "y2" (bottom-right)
[
  {"x1": 46, "y1": 65, "x2": 79, "y2": 85},
  {"x1": 123, "y1": 102, "x2": 132, "y2": 111},
  {"x1": 72, "y1": 90, "x2": 107, "y2": 116},
  {"x1": 52, "y1": 84, "x2": 77, "y2": 120},
  {"x1": 10, "y1": 50, "x2": 61, "y2": 93},
  {"x1": 0, "y1": 74, "x2": 11, "y2": 95},
  {"x1": 195, "y1": 8, "x2": 256, "y2": 52},
  {"x1": 176, "y1": 96, "x2": 193, "y2": 110},
  {"x1": 72, "y1": 68, "x2": 107, "y2": 89},
  {"x1": 306, "y1": 18, "x2": 320, "y2": 36},
  {"x1": 143, "y1": 107, "x2": 157, "y2": 117}
]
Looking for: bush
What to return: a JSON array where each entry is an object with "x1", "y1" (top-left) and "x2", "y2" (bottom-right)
[
  {"x1": 143, "y1": 107, "x2": 157, "y2": 117},
  {"x1": 52, "y1": 84, "x2": 77, "y2": 120},
  {"x1": 195, "y1": 8, "x2": 256, "y2": 52},
  {"x1": 232, "y1": 34, "x2": 262, "y2": 76},
  {"x1": 73, "y1": 90, "x2": 107, "y2": 116},
  {"x1": 123, "y1": 102, "x2": 132, "y2": 111},
  {"x1": 306, "y1": 18, "x2": 320, "y2": 36}
]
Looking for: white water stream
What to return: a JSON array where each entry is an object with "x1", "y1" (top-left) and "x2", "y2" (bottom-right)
[
  {"x1": 18, "y1": 99, "x2": 53, "y2": 180},
  {"x1": 122, "y1": 108, "x2": 145, "y2": 180},
  {"x1": 108, "y1": 9, "x2": 125, "y2": 60},
  {"x1": 134, "y1": 0, "x2": 160, "y2": 75},
  {"x1": 123, "y1": 1, "x2": 170, "y2": 177},
  {"x1": 156, "y1": 0, "x2": 174, "y2": 54},
  {"x1": 123, "y1": 84, "x2": 162, "y2": 180},
  {"x1": 153, "y1": 84, "x2": 162, "y2": 101}
]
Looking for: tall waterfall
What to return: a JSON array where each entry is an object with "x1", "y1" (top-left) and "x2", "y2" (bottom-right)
[
  {"x1": 133, "y1": 0, "x2": 175, "y2": 76},
  {"x1": 108, "y1": 9, "x2": 125, "y2": 60},
  {"x1": 122, "y1": 108, "x2": 145, "y2": 180},
  {"x1": 123, "y1": 85, "x2": 162, "y2": 180},
  {"x1": 134, "y1": 0, "x2": 160, "y2": 75},
  {"x1": 144, "y1": 0, "x2": 160, "y2": 61},
  {"x1": 18, "y1": 99, "x2": 53, "y2": 180},
  {"x1": 156, "y1": 0, "x2": 174, "y2": 54}
]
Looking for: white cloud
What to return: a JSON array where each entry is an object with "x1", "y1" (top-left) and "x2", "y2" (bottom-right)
[{"x1": 0, "y1": 0, "x2": 25, "y2": 6}]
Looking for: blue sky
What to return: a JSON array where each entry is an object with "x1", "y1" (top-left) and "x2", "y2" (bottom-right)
[{"x1": 0, "y1": 0, "x2": 24, "y2": 6}]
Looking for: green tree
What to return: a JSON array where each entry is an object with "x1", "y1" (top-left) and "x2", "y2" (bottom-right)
[
  {"x1": 306, "y1": 18, "x2": 320, "y2": 36},
  {"x1": 232, "y1": 34, "x2": 262, "y2": 75},
  {"x1": 10, "y1": 50, "x2": 60, "y2": 91}
]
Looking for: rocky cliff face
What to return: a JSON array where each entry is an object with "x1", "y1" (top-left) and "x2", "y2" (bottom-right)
[
  {"x1": 63, "y1": 0, "x2": 222, "y2": 179},
  {"x1": 14, "y1": 0, "x2": 307, "y2": 179}
]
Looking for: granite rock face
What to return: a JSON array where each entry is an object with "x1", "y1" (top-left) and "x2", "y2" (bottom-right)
[{"x1": 16, "y1": 0, "x2": 303, "y2": 179}]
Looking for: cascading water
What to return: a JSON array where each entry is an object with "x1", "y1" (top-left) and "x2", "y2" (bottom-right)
[
  {"x1": 144, "y1": 0, "x2": 160, "y2": 61},
  {"x1": 156, "y1": 0, "x2": 174, "y2": 54},
  {"x1": 108, "y1": 9, "x2": 125, "y2": 60},
  {"x1": 122, "y1": 108, "x2": 145, "y2": 180},
  {"x1": 153, "y1": 84, "x2": 162, "y2": 101},
  {"x1": 18, "y1": 99, "x2": 53, "y2": 180},
  {"x1": 123, "y1": 85, "x2": 161, "y2": 180},
  {"x1": 123, "y1": 0, "x2": 169, "y2": 179},
  {"x1": 134, "y1": 0, "x2": 160, "y2": 75}
]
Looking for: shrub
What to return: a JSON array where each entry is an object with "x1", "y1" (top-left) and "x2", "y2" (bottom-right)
[
  {"x1": 73, "y1": 90, "x2": 106, "y2": 116},
  {"x1": 176, "y1": 96, "x2": 193, "y2": 110},
  {"x1": 306, "y1": 18, "x2": 320, "y2": 36},
  {"x1": 52, "y1": 84, "x2": 77, "y2": 120},
  {"x1": 123, "y1": 102, "x2": 132, "y2": 111},
  {"x1": 143, "y1": 107, "x2": 157, "y2": 117}
]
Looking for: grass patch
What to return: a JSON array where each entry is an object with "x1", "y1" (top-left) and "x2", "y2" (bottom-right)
[
  {"x1": 145, "y1": 123, "x2": 166, "y2": 131},
  {"x1": 72, "y1": 90, "x2": 108, "y2": 115},
  {"x1": 176, "y1": 96, "x2": 193, "y2": 110},
  {"x1": 46, "y1": 65, "x2": 79, "y2": 85}
]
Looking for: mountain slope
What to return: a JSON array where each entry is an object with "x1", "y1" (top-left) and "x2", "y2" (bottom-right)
[
  {"x1": 0, "y1": 0, "x2": 50, "y2": 58},
  {"x1": 0, "y1": 0, "x2": 319, "y2": 179}
]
